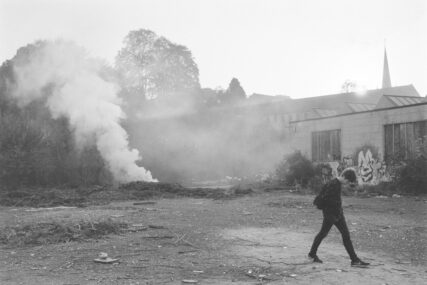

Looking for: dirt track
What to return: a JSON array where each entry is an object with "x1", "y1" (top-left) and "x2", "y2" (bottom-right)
[{"x1": 0, "y1": 191, "x2": 426, "y2": 284}]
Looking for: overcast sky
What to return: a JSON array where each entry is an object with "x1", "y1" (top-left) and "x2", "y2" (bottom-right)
[{"x1": 1, "y1": 0, "x2": 426, "y2": 98}]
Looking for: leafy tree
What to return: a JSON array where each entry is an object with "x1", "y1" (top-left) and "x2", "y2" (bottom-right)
[
  {"x1": 341, "y1": 79, "x2": 357, "y2": 93},
  {"x1": 223, "y1": 78, "x2": 246, "y2": 103},
  {"x1": 0, "y1": 41, "x2": 111, "y2": 188},
  {"x1": 115, "y1": 29, "x2": 200, "y2": 109},
  {"x1": 199, "y1": 87, "x2": 224, "y2": 107}
]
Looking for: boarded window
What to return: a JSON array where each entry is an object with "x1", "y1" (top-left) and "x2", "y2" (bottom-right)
[
  {"x1": 312, "y1": 129, "x2": 341, "y2": 162},
  {"x1": 384, "y1": 120, "x2": 427, "y2": 161}
]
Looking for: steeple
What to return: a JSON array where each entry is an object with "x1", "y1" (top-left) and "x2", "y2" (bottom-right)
[{"x1": 382, "y1": 48, "x2": 392, "y2": 88}]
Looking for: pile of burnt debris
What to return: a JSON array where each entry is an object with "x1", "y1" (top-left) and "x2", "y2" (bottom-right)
[{"x1": 0, "y1": 182, "x2": 254, "y2": 208}]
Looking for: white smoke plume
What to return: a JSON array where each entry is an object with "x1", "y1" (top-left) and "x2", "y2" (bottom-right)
[{"x1": 11, "y1": 40, "x2": 157, "y2": 183}]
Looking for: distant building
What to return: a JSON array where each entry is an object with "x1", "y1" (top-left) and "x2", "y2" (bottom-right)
[{"x1": 284, "y1": 49, "x2": 427, "y2": 184}]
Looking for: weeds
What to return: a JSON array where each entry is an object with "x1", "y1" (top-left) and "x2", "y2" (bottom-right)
[
  {"x1": 0, "y1": 182, "x2": 254, "y2": 208},
  {"x1": 0, "y1": 219, "x2": 127, "y2": 247}
]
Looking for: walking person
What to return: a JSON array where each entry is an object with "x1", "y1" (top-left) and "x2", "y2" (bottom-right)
[{"x1": 309, "y1": 169, "x2": 370, "y2": 267}]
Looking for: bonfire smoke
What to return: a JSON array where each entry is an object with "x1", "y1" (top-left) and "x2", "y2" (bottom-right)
[{"x1": 11, "y1": 40, "x2": 156, "y2": 183}]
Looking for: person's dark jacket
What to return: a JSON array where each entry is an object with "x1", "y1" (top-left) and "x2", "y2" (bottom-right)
[{"x1": 314, "y1": 178, "x2": 343, "y2": 218}]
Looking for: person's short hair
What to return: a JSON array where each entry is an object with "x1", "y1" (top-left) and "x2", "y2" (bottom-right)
[{"x1": 341, "y1": 169, "x2": 357, "y2": 183}]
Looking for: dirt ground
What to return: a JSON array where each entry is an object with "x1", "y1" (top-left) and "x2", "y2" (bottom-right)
[{"x1": 0, "y1": 190, "x2": 426, "y2": 284}]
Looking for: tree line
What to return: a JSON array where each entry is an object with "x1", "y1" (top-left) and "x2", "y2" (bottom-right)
[{"x1": 0, "y1": 29, "x2": 274, "y2": 188}]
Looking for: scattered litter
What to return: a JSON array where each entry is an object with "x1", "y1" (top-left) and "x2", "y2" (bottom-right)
[
  {"x1": 245, "y1": 270, "x2": 255, "y2": 279},
  {"x1": 111, "y1": 215, "x2": 124, "y2": 218},
  {"x1": 289, "y1": 274, "x2": 297, "y2": 278},
  {"x1": 375, "y1": 195, "x2": 388, "y2": 199},
  {"x1": 392, "y1": 268, "x2": 407, "y2": 272},
  {"x1": 94, "y1": 252, "x2": 119, "y2": 264},
  {"x1": 143, "y1": 235, "x2": 174, "y2": 239},
  {"x1": 181, "y1": 280, "x2": 198, "y2": 284},
  {"x1": 128, "y1": 224, "x2": 148, "y2": 232},
  {"x1": 148, "y1": 224, "x2": 166, "y2": 229},
  {"x1": 30, "y1": 266, "x2": 47, "y2": 270},
  {"x1": 192, "y1": 270, "x2": 204, "y2": 274},
  {"x1": 178, "y1": 250, "x2": 198, "y2": 254},
  {"x1": 99, "y1": 252, "x2": 108, "y2": 259},
  {"x1": 133, "y1": 201, "x2": 157, "y2": 205},
  {"x1": 392, "y1": 194, "x2": 401, "y2": 198},
  {"x1": 395, "y1": 261, "x2": 411, "y2": 264},
  {"x1": 336, "y1": 269, "x2": 342, "y2": 272},
  {"x1": 25, "y1": 206, "x2": 77, "y2": 212},
  {"x1": 94, "y1": 257, "x2": 119, "y2": 264},
  {"x1": 243, "y1": 211, "x2": 253, "y2": 215}
]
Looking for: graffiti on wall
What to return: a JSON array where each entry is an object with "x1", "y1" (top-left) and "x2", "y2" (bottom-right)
[
  {"x1": 320, "y1": 145, "x2": 390, "y2": 185},
  {"x1": 358, "y1": 149, "x2": 379, "y2": 182},
  {"x1": 354, "y1": 145, "x2": 388, "y2": 184}
]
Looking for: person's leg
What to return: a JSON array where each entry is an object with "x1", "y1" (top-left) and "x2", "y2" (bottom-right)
[
  {"x1": 309, "y1": 213, "x2": 334, "y2": 258},
  {"x1": 334, "y1": 215, "x2": 358, "y2": 262}
]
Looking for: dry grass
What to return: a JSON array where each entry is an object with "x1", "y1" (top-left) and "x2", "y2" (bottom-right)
[
  {"x1": 0, "y1": 219, "x2": 127, "y2": 247},
  {"x1": 0, "y1": 182, "x2": 254, "y2": 208}
]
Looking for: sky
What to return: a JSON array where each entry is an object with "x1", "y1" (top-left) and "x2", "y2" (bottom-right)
[{"x1": 1, "y1": 0, "x2": 426, "y2": 99}]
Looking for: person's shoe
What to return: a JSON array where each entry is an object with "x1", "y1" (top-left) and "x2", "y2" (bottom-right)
[
  {"x1": 308, "y1": 253, "x2": 323, "y2": 263},
  {"x1": 351, "y1": 259, "x2": 370, "y2": 267}
]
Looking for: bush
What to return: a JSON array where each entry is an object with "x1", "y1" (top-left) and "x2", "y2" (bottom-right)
[
  {"x1": 276, "y1": 151, "x2": 315, "y2": 187},
  {"x1": 0, "y1": 105, "x2": 111, "y2": 188},
  {"x1": 395, "y1": 157, "x2": 427, "y2": 194}
]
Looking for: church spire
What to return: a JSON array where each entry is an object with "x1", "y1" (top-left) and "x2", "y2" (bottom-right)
[{"x1": 382, "y1": 48, "x2": 392, "y2": 88}]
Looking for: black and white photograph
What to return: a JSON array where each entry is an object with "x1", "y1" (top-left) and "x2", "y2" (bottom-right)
[{"x1": 0, "y1": 0, "x2": 426, "y2": 284}]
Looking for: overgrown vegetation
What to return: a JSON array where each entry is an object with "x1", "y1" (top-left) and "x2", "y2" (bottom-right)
[
  {"x1": 394, "y1": 157, "x2": 427, "y2": 194},
  {"x1": 0, "y1": 43, "x2": 112, "y2": 189},
  {"x1": 0, "y1": 183, "x2": 254, "y2": 208},
  {"x1": 0, "y1": 219, "x2": 126, "y2": 246},
  {"x1": 276, "y1": 151, "x2": 315, "y2": 187},
  {"x1": 275, "y1": 148, "x2": 427, "y2": 196}
]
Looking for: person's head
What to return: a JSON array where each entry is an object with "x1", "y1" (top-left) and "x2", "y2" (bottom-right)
[{"x1": 340, "y1": 169, "x2": 357, "y2": 187}]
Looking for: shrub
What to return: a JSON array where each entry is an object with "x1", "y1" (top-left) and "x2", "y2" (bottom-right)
[
  {"x1": 276, "y1": 151, "x2": 315, "y2": 187},
  {"x1": 395, "y1": 156, "x2": 427, "y2": 194}
]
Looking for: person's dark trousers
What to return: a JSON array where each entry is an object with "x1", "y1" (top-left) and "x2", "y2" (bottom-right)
[{"x1": 309, "y1": 211, "x2": 358, "y2": 261}]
